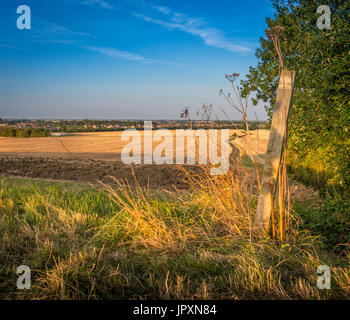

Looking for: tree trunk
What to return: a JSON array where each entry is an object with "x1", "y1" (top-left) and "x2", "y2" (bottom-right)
[{"x1": 255, "y1": 69, "x2": 296, "y2": 234}]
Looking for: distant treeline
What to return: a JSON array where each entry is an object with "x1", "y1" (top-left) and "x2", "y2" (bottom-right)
[
  {"x1": 0, "y1": 127, "x2": 50, "y2": 137},
  {"x1": 57, "y1": 123, "x2": 267, "y2": 133}
]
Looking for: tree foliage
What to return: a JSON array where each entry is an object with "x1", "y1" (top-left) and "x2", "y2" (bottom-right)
[
  {"x1": 0, "y1": 127, "x2": 50, "y2": 137},
  {"x1": 241, "y1": 0, "x2": 350, "y2": 195}
]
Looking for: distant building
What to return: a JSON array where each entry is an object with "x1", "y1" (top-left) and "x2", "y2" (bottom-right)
[{"x1": 17, "y1": 122, "x2": 33, "y2": 129}]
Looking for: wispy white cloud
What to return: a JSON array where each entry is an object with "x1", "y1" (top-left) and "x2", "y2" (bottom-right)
[
  {"x1": 0, "y1": 18, "x2": 90, "y2": 53},
  {"x1": 0, "y1": 43, "x2": 39, "y2": 53},
  {"x1": 33, "y1": 18, "x2": 91, "y2": 38},
  {"x1": 151, "y1": 5, "x2": 171, "y2": 15},
  {"x1": 132, "y1": 6, "x2": 252, "y2": 54},
  {"x1": 81, "y1": 45, "x2": 168, "y2": 64},
  {"x1": 0, "y1": 43, "x2": 24, "y2": 50},
  {"x1": 81, "y1": 45, "x2": 182, "y2": 65},
  {"x1": 83, "y1": 0, "x2": 116, "y2": 10},
  {"x1": 0, "y1": 43, "x2": 28, "y2": 51},
  {"x1": 82, "y1": 45, "x2": 148, "y2": 62}
]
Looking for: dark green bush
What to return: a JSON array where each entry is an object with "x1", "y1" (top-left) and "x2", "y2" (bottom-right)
[
  {"x1": 16, "y1": 129, "x2": 31, "y2": 137},
  {"x1": 0, "y1": 127, "x2": 50, "y2": 138},
  {"x1": 296, "y1": 194, "x2": 350, "y2": 253},
  {"x1": 0, "y1": 127, "x2": 17, "y2": 137},
  {"x1": 31, "y1": 128, "x2": 50, "y2": 137}
]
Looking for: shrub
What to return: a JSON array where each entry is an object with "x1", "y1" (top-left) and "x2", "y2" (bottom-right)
[
  {"x1": 296, "y1": 194, "x2": 350, "y2": 253},
  {"x1": 0, "y1": 127, "x2": 17, "y2": 137},
  {"x1": 16, "y1": 129, "x2": 31, "y2": 138},
  {"x1": 31, "y1": 128, "x2": 50, "y2": 137},
  {"x1": 0, "y1": 127, "x2": 50, "y2": 138}
]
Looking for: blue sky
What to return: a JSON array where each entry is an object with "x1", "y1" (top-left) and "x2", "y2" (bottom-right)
[{"x1": 0, "y1": 0, "x2": 274, "y2": 120}]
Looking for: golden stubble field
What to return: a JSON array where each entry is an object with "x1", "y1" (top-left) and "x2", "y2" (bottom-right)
[
  {"x1": 0, "y1": 130, "x2": 269, "y2": 159},
  {"x1": 0, "y1": 129, "x2": 270, "y2": 187}
]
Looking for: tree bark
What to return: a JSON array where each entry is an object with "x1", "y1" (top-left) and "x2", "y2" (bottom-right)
[{"x1": 255, "y1": 69, "x2": 296, "y2": 234}]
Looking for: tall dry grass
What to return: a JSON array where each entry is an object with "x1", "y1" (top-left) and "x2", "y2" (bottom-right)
[{"x1": 0, "y1": 161, "x2": 349, "y2": 299}]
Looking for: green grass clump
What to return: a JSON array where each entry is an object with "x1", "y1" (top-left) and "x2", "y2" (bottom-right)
[{"x1": 0, "y1": 176, "x2": 349, "y2": 300}]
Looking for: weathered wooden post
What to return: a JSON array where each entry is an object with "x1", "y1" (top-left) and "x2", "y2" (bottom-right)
[{"x1": 255, "y1": 69, "x2": 296, "y2": 234}]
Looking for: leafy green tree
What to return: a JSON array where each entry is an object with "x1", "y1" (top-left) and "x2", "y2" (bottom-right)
[
  {"x1": 31, "y1": 128, "x2": 50, "y2": 137},
  {"x1": 16, "y1": 129, "x2": 31, "y2": 138},
  {"x1": 241, "y1": 0, "x2": 350, "y2": 195}
]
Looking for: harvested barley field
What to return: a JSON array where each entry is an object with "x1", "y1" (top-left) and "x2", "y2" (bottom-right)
[{"x1": 0, "y1": 130, "x2": 269, "y2": 187}]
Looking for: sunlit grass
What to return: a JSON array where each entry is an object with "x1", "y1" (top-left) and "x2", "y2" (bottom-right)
[{"x1": 0, "y1": 175, "x2": 349, "y2": 300}]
